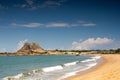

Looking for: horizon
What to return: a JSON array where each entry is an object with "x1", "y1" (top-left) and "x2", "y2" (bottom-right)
[
  {"x1": 0, "y1": 0, "x2": 120, "y2": 52},
  {"x1": 0, "y1": 42, "x2": 120, "y2": 53}
]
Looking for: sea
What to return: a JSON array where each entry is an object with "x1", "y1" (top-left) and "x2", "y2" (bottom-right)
[{"x1": 0, "y1": 55, "x2": 102, "y2": 80}]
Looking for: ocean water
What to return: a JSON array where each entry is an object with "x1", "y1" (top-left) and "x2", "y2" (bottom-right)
[{"x1": 0, "y1": 55, "x2": 101, "y2": 80}]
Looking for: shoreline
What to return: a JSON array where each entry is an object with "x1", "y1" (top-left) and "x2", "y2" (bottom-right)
[
  {"x1": 66, "y1": 54, "x2": 120, "y2": 80},
  {"x1": 64, "y1": 54, "x2": 105, "y2": 80}
]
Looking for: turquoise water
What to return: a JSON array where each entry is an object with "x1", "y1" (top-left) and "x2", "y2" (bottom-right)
[{"x1": 0, "y1": 55, "x2": 101, "y2": 80}]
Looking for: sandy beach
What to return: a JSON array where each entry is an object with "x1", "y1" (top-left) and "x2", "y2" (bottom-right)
[{"x1": 67, "y1": 54, "x2": 120, "y2": 80}]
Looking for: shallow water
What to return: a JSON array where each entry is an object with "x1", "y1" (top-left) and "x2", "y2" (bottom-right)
[{"x1": 0, "y1": 55, "x2": 101, "y2": 80}]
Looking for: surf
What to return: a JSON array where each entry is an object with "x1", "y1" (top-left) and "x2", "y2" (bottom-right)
[{"x1": 2, "y1": 55, "x2": 102, "y2": 80}]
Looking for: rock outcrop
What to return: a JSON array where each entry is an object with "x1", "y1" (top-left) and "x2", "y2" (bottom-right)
[{"x1": 17, "y1": 42, "x2": 46, "y2": 55}]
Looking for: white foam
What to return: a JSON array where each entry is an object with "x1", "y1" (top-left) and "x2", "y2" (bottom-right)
[
  {"x1": 63, "y1": 61, "x2": 78, "y2": 67},
  {"x1": 2, "y1": 56, "x2": 102, "y2": 80},
  {"x1": 59, "y1": 57, "x2": 100, "y2": 80},
  {"x1": 42, "y1": 65, "x2": 63, "y2": 72},
  {"x1": 81, "y1": 56, "x2": 101, "y2": 63},
  {"x1": 58, "y1": 63, "x2": 98, "y2": 80},
  {"x1": 58, "y1": 72, "x2": 77, "y2": 80},
  {"x1": 3, "y1": 73, "x2": 23, "y2": 80},
  {"x1": 59, "y1": 63, "x2": 97, "y2": 80},
  {"x1": 86, "y1": 63, "x2": 97, "y2": 67},
  {"x1": 81, "y1": 58, "x2": 96, "y2": 63},
  {"x1": 76, "y1": 63, "x2": 97, "y2": 73},
  {"x1": 91, "y1": 56, "x2": 101, "y2": 59}
]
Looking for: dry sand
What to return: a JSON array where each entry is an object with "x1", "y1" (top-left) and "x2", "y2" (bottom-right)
[{"x1": 66, "y1": 54, "x2": 120, "y2": 80}]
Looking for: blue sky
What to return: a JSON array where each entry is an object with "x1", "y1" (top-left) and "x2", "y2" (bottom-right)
[{"x1": 0, "y1": 0, "x2": 120, "y2": 52}]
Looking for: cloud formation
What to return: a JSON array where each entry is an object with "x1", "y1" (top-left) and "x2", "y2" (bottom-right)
[
  {"x1": 26, "y1": 0, "x2": 33, "y2": 6},
  {"x1": 17, "y1": 39, "x2": 28, "y2": 50},
  {"x1": 71, "y1": 20, "x2": 96, "y2": 27},
  {"x1": 11, "y1": 20, "x2": 96, "y2": 28},
  {"x1": 11, "y1": 23, "x2": 44, "y2": 28},
  {"x1": 46, "y1": 22, "x2": 69, "y2": 27},
  {"x1": 41, "y1": 0, "x2": 67, "y2": 8},
  {"x1": 13, "y1": 0, "x2": 67, "y2": 10},
  {"x1": 72, "y1": 37, "x2": 113, "y2": 50},
  {"x1": 14, "y1": 0, "x2": 37, "y2": 10}
]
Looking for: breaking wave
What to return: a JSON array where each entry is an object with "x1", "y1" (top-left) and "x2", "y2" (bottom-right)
[{"x1": 3, "y1": 56, "x2": 102, "y2": 80}]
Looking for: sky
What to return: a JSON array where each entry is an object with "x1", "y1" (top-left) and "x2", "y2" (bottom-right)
[{"x1": 0, "y1": 0, "x2": 120, "y2": 52}]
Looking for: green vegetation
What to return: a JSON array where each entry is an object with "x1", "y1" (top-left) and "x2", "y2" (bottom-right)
[
  {"x1": 94, "y1": 48, "x2": 120, "y2": 54},
  {"x1": 54, "y1": 48, "x2": 120, "y2": 54},
  {"x1": 0, "y1": 52, "x2": 7, "y2": 53},
  {"x1": 0, "y1": 48, "x2": 120, "y2": 56}
]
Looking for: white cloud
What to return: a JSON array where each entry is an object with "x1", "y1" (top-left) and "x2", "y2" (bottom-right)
[
  {"x1": 26, "y1": 0, "x2": 38, "y2": 10},
  {"x1": 72, "y1": 37, "x2": 113, "y2": 50},
  {"x1": 46, "y1": 22, "x2": 69, "y2": 27},
  {"x1": 11, "y1": 23, "x2": 44, "y2": 28},
  {"x1": 14, "y1": 0, "x2": 37, "y2": 10},
  {"x1": 0, "y1": 0, "x2": 67, "y2": 10},
  {"x1": 13, "y1": 0, "x2": 67, "y2": 10},
  {"x1": 26, "y1": 0, "x2": 33, "y2": 6},
  {"x1": 71, "y1": 20, "x2": 96, "y2": 27},
  {"x1": 82, "y1": 23, "x2": 96, "y2": 26},
  {"x1": 11, "y1": 20, "x2": 96, "y2": 28},
  {"x1": 17, "y1": 39, "x2": 28, "y2": 50},
  {"x1": 41, "y1": 0, "x2": 67, "y2": 8},
  {"x1": 71, "y1": 23, "x2": 96, "y2": 27},
  {"x1": 22, "y1": 23, "x2": 44, "y2": 27}
]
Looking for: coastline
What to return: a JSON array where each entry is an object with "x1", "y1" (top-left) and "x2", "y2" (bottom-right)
[
  {"x1": 66, "y1": 54, "x2": 120, "y2": 80},
  {"x1": 63, "y1": 54, "x2": 105, "y2": 80}
]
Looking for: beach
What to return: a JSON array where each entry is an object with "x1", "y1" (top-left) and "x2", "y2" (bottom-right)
[{"x1": 67, "y1": 54, "x2": 120, "y2": 80}]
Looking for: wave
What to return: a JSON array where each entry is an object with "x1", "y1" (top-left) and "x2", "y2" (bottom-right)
[
  {"x1": 86, "y1": 63, "x2": 97, "y2": 67},
  {"x1": 62, "y1": 61, "x2": 79, "y2": 67},
  {"x1": 3, "y1": 73, "x2": 23, "y2": 80},
  {"x1": 81, "y1": 56, "x2": 101, "y2": 63},
  {"x1": 42, "y1": 65, "x2": 63, "y2": 72},
  {"x1": 91, "y1": 56, "x2": 101, "y2": 59},
  {"x1": 59, "y1": 60, "x2": 98, "y2": 80},
  {"x1": 3, "y1": 55, "x2": 102, "y2": 80},
  {"x1": 81, "y1": 58, "x2": 96, "y2": 62}
]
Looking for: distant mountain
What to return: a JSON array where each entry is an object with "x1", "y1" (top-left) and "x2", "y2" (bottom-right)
[
  {"x1": 2, "y1": 42, "x2": 116, "y2": 56},
  {"x1": 17, "y1": 42, "x2": 46, "y2": 55}
]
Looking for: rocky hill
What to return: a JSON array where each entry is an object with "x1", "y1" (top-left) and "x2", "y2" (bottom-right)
[
  {"x1": 0, "y1": 42, "x2": 106, "y2": 56},
  {"x1": 16, "y1": 42, "x2": 47, "y2": 55}
]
